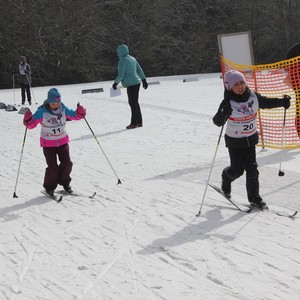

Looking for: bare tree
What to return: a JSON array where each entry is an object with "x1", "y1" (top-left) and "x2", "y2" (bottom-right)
[{"x1": 0, "y1": 0, "x2": 299, "y2": 88}]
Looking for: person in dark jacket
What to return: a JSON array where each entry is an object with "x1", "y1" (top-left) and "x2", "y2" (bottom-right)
[
  {"x1": 286, "y1": 42, "x2": 300, "y2": 138},
  {"x1": 213, "y1": 70, "x2": 291, "y2": 209},
  {"x1": 112, "y1": 44, "x2": 148, "y2": 129},
  {"x1": 18, "y1": 56, "x2": 32, "y2": 105}
]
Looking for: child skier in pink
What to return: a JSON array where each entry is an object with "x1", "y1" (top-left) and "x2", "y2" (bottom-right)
[{"x1": 23, "y1": 88, "x2": 86, "y2": 196}]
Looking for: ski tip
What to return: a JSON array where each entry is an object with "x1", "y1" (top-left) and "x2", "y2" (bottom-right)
[
  {"x1": 290, "y1": 211, "x2": 298, "y2": 218},
  {"x1": 41, "y1": 191, "x2": 63, "y2": 202},
  {"x1": 275, "y1": 210, "x2": 298, "y2": 218},
  {"x1": 89, "y1": 192, "x2": 97, "y2": 199},
  {"x1": 287, "y1": 210, "x2": 298, "y2": 218},
  {"x1": 56, "y1": 196, "x2": 63, "y2": 202}
]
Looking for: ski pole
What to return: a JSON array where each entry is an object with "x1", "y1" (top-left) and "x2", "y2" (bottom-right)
[
  {"x1": 278, "y1": 108, "x2": 287, "y2": 176},
  {"x1": 13, "y1": 126, "x2": 28, "y2": 198},
  {"x1": 26, "y1": 73, "x2": 38, "y2": 105},
  {"x1": 13, "y1": 74, "x2": 16, "y2": 105},
  {"x1": 196, "y1": 118, "x2": 226, "y2": 217},
  {"x1": 83, "y1": 115, "x2": 122, "y2": 185}
]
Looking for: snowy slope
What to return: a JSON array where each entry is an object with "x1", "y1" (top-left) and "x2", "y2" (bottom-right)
[{"x1": 1, "y1": 73, "x2": 300, "y2": 300}]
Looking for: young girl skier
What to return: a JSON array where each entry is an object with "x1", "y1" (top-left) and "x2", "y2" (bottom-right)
[
  {"x1": 213, "y1": 70, "x2": 290, "y2": 209},
  {"x1": 23, "y1": 88, "x2": 86, "y2": 196}
]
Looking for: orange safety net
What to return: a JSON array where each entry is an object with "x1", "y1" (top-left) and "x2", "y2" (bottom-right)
[{"x1": 220, "y1": 55, "x2": 300, "y2": 149}]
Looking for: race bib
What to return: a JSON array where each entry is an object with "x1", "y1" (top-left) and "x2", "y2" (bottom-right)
[{"x1": 226, "y1": 93, "x2": 259, "y2": 138}]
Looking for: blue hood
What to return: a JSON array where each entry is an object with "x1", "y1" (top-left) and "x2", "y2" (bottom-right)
[{"x1": 116, "y1": 44, "x2": 129, "y2": 59}]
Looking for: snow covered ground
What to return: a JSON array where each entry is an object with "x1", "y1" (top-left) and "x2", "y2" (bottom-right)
[{"x1": 1, "y1": 73, "x2": 300, "y2": 300}]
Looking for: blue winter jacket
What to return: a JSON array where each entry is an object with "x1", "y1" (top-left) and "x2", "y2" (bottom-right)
[{"x1": 114, "y1": 45, "x2": 146, "y2": 88}]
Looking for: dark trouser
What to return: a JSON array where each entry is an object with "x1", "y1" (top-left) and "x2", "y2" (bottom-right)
[
  {"x1": 20, "y1": 83, "x2": 31, "y2": 104},
  {"x1": 127, "y1": 84, "x2": 142, "y2": 125},
  {"x1": 222, "y1": 146, "x2": 259, "y2": 202},
  {"x1": 43, "y1": 144, "x2": 73, "y2": 191},
  {"x1": 293, "y1": 89, "x2": 300, "y2": 139}
]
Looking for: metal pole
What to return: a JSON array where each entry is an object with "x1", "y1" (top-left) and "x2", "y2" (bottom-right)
[
  {"x1": 278, "y1": 109, "x2": 287, "y2": 176},
  {"x1": 13, "y1": 127, "x2": 28, "y2": 198},
  {"x1": 84, "y1": 117, "x2": 122, "y2": 184},
  {"x1": 25, "y1": 73, "x2": 37, "y2": 104},
  {"x1": 196, "y1": 119, "x2": 226, "y2": 217},
  {"x1": 13, "y1": 74, "x2": 16, "y2": 105}
]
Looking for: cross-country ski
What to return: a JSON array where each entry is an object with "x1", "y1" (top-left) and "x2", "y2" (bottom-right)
[
  {"x1": 41, "y1": 190, "x2": 63, "y2": 202},
  {"x1": 58, "y1": 190, "x2": 97, "y2": 199},
  {"x1": 208, "y1": 183, "x2": 252, "y2": 213}
]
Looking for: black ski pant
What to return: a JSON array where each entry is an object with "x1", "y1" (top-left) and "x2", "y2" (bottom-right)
[
  {"x1": 21, "y1": 82, "x2": 31, "y2": 104},
  {"x1": 222, "y1": 146, "x2": 259, "y2": 202},
  {"x1": 43, "y1": 144, "x2": 73, "y2": 191},
  {"x1": 127, "y1": 84, "x2": 142, "y2": 125}
]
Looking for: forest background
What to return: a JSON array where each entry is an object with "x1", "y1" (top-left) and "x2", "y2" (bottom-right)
[{"x1": 0, "y1": 0, "x2": 299, "y2": 89}]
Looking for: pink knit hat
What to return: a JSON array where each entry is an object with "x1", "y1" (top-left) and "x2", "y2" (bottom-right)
[{"x1": 223, "y1": 70, "x2": 246, "y2": 90}]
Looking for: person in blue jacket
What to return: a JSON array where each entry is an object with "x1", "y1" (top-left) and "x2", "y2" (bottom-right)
[
  {"x1": 23, "y1": 88, "x2": 86, "y2": 196},
  {"x1": 112, "y1": 44, "x2": 148, "y2": 129}
]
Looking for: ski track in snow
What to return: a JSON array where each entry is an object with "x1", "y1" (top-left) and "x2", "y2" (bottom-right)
[{"x1": 1, "y1": 74, "x2": 300, "y2": 299}]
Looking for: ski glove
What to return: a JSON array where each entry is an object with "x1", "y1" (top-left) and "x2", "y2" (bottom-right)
[
  {"x1": 282, "y1": 94, "x2": 291, "y2": 109},
  {"x1": 23, "y1": 109, "x2": 33, "y2": 126},
  {"x1": 112, "y1": 82, "x2": 118, "y2": 90},
  {"x1": 76, "y1": 105, "x2": 86, "y2": 119},
  {"x1": 142, "y1": 79, "x2": 148, "y2": 90},
  {"x1": 221, "y1": 103, "x2": 233, "y2": 117}
]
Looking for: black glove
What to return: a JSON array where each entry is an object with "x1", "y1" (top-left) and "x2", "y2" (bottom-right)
[
  {"x1": 142, "y1": 79, "x2": 148, "y2": 89},
  {"x1": 221, "y1": 103, "x2": 232, "y2": 116},
  {"x1": 283, "y1": 94, "x2": 291, "y2": 109},
  {"x1": 112, "y1": 82, "x2": 118, "y2": 90}
]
